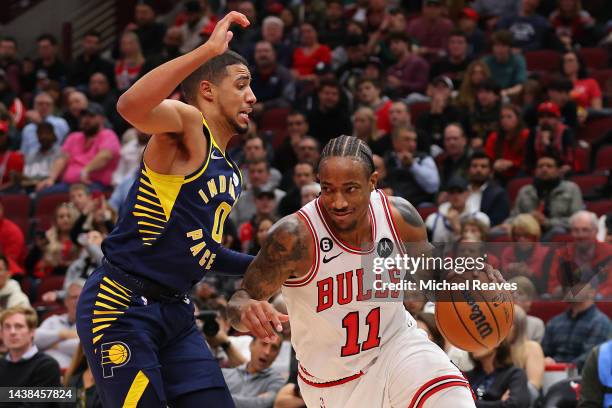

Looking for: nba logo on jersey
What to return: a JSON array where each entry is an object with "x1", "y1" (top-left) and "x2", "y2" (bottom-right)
[{"x1": 319, "y1": 397, "x2": 326, "y2": 408}]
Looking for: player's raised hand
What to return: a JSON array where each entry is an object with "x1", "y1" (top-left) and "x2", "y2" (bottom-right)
[
  {"x1": 205, "y1": 11, "x2": 250, "y2": 56},
  {"x1": 239, "y1": 299, "x2": 289, "y2": 342}
]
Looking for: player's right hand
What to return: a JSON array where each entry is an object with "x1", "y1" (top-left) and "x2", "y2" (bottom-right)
[
  {"x1": 205, "y1": 11, "x2": 250, "y2": 56},
  {"x1": 239, "y1": 299, "x2": 289, "y2": 342}
]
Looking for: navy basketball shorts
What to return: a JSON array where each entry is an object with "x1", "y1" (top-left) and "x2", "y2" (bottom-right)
[{"x1": 76, "y1": 265, "x2": 232, "y2": 407}]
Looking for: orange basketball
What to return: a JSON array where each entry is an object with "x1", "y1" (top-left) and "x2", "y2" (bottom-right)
[{"x1": 435, "y1": 273, "x2": 514, "y2": 353}]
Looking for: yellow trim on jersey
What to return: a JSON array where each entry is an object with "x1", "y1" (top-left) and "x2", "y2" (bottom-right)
[
  {"x1": 102, "y1": 277, "x2": 132, "y2": 294},
  {"x1": 132, "y1": 211, "x2": 166, "y2": 223},
  {"x1": 93, "y1": 334, "x2": 104, "y2": 344},
  {"x1": 142, "y1": 164, "x2": 183, "y2": 220},
  {"x1": 95, "y1": 301, "x2": 117, "y2": 310},
  {"x1": 99, "y1": 284, "x2": 131, "y2": 303},
  {"x1": 137, "y1": 221, "x2": 164, "y2": 229},
  {"x1": 93, "y1": 310, "x2": 125, "y2": 315},
  {"x1": 92, "y1": 324, "x2": 112, "y2": 334},
  {"x1": 134, "y1": 203, "x2": 166, "y2": 217},
  {"x1": 92, "y1": 317, "x2": 118, "y2": 324},
  {"x1": 136, "y1": 194, "x2": 164, "y2": 209},
  {"x1": 123, "y1": 371, "x2": 150, "y2": 408},
  {"x1": 97, "y1": 293, "x2": 129, "y2": 308}
]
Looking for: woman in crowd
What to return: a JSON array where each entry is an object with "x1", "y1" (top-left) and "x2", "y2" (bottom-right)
[
  {"x1": 484, "y1": 104, "x2": 531, "y2": 182},
  {"x1": 507, "y1": 305, "x2": 545, "y2": 402},
  {"x1": 352, "y1": 106, "x2": 379, "y2": 145},
  {"x1": 560, "y1": 50, "x2": 602, "y2": 112},
  {"x1": 466, "y1": 340, "x2": 531, "y2": 408},
  {"x1": 291, "y1": 22, "x2": 331, "y2": 82},
  {"x1": 456, "y1": 60, "x2": 491, "y2": 112},
  {"x1": 247, "y1": 217, "x2": 275, "y2": 256},
  {"x1": 500, "y1": 214, "x2": 554, "y2": 294},
  {"x1": 115, "y1": 31, "x2": 145, "y2": 92},
  {"x1": 460, "y1": 216, "x2": 490, "y2": 242},
  {"x1": 40, "y1": 202, "x2": 80, "y2": 277}
]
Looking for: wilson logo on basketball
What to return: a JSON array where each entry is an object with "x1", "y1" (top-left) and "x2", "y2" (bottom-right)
[{"x1": 463, "y1": 290, "x2": 493, "y2": 340}]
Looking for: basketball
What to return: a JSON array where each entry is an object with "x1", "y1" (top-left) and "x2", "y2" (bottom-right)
[{"x1": 435, "y1": 273, "x2": 514, "y2": 353}]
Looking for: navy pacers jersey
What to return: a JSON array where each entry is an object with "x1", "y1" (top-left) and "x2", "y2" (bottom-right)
[{"x1": 102, "y1": 117, "x2": 242, "y2": 293}]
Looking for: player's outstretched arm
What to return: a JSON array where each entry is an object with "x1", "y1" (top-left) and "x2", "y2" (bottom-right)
[
  {"x1": 116, "y1": 11, "x2": 250, "y2": 135},
  {"x1": 227, "y1": 214, "x2": 312, "y2": 340}
]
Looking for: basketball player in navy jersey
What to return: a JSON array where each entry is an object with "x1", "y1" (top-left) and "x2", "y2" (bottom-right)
[{"x1": 75, "y1": 12, "x2": 271, "y2": 407}]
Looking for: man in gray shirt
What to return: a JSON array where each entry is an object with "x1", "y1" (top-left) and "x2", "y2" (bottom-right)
[{"x1": 222, "y1": 335, "x2": 285, "y2": 408}]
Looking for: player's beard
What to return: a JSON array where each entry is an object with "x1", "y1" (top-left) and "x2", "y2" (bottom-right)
[
  {"x1": 229, "y1": 116, "x2": 249, "y2": 135},
  {"x1": 221, "y1": 102, "x2": 249, "y2": 135}
]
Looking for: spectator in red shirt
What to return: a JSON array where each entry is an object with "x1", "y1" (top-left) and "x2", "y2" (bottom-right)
[
  {"x1": 291, "y1": 22, "x2": 331, "y2": 82},
  {"x1": 386, "y1": 32, "x2": 430, "y2": 97},
  {"x1": 0, "y1": 201, "x2": 24, "y2": 276},
  {"x1": 36, "y1": 103, "x2": 120, "y2": 194},
  {"x1": 0, "y1": 120, "x2": 23, "y2": 193},
  {"x1": 560, "y1": 50, "x2": 602, "y2": 112},
  {"x1": 406, "y1": 0, "x2": 454, "y2": 61},
  {"x1": 485, "y1": 104, "x2": 531, "y2": 182},
  {"x1": 356, "y1": 78, "x2": 392, "y2": 135}
]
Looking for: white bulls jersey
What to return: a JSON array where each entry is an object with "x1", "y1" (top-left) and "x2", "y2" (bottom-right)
[{"x1": 282, "y1": 190, "x2": 415, "y2": 383}]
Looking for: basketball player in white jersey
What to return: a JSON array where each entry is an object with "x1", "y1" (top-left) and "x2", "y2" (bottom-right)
[{"x1": 228, "y1": 135, "x2": 477, "y2": 407}]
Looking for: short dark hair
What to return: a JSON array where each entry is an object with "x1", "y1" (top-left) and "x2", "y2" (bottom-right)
[
  {"x1": 37, "y1": 33, "x2": 57, "y2": 45},
  {"x1": 449, "y1": 29, "x2": 468, "y2": 40},
  {"x1": 181, "y1": 50, "x2": 248, "y2": 104},
  {"x1": 36, "y1": 122, "x2": 56, "y2": 135},
  {"x1": 246, "y1": 156, "x2": 270, "y2": 170},
  {"x1": 83, "y1": 30, "x2": 101, "y2": 40},
  {"x1": 357, "y1": 77, "x2": 381, "y2": 90},
  {"x1": 318, "y1": 78, "x2": 341, "y2": 92},
  {"x1": 469, "y1": 150, "x2": 492, "y2": 167},
  {"x1": 320, "y1": 135, "x2": 374, "y2": 176},
  {"x1": 491, "y1": 30, "x2": 513, "y2": 47},
  {"x1": 537, "y1": 152, "x2": 562, "y2": 167},
  {"x1": 388, "y1": 31, "x2": 411, "y2": 45},
  {"x1": 295, "y1": 161, "x2": 314, "y2": 172}
]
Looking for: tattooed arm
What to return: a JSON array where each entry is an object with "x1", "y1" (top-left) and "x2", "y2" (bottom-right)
[{"x1": 227, "y1": 214, "x2": 312, "y2": 340}]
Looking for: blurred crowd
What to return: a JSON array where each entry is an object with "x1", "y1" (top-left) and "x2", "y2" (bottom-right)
[{"x1": 0, "y1": 0, "x2": 610, "y2": 407}]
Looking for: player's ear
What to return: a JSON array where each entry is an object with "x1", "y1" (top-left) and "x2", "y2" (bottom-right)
[
  {"x1": 369, "y1": 171, "x2": 379, "y2": 191},
  {"x1": 200, "y1": 80, "x2": 215, "y2": 102}
]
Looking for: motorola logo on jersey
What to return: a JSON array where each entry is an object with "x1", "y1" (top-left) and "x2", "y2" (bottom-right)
[
  {"x1": 377, "y1": 238, "x2": 394, "y2": 258},
  {"x1": 101, "y1": 341, "x2": 131, "y2": 378}
]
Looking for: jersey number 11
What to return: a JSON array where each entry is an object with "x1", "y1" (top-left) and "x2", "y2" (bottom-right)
[{"x1": 341, "y1": 307, "x2": 381, "y2": 357}]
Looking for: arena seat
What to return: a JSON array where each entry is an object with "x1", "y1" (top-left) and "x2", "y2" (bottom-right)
[
  {"x1": 569, "y1": 174, "x2": 607, "y2": 196},
  {"x1": 591, "y1": 69, "x2": 612, "y2": 93},
  {"x1": 578, "y1": 116, "x2": 612, "y2": 143},
  {"x1": 260, "y1": 107, "x2": 290, "y2": 149},
  {"x1": 579, "y1": 47, "x2": 609, "y2": 70},
  {"x1": 33, "y1": 193, "x2": 71, "y2": 231},
  {"x1": 507, "y1": 176, "x2": 533, "y2": 204},
  {"x1": 0, "y1": 194, "x2": 31, "y2": 219},
  {"x1": 585, "y1": 199, "x2": 612, "y2": 216},
  {"x1": 594, "y1": 144, "x2": 612, "y2": 172},
  {"x1": 574, "y1": 143, "x2": 590, "y2": 173},
  {"x1": 529, "y1": 301, "x2": 567, "y2": 323},
  {"x1": 409, "y1": 102, "x2": 430, "y2": 122},
  {"x1": 34, "y1": 275, "x2": 65, "y2": 302},
  {"x1": 416, "y1": 206, "x2": 437, "y2": 220},
  {"x1": 524, "y1": 50, "x2": 561, "y2": 72}
]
